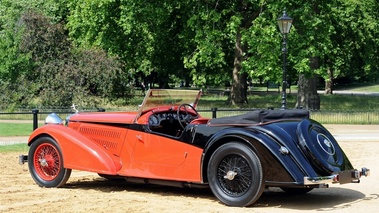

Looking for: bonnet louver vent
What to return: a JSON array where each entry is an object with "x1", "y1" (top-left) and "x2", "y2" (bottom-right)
[
  {"x1": 80, "y1": 127, "x2": 122, "y2": 138},
  {"x1": 79, "y1": 126, "x2": 122, "y2": 150}
]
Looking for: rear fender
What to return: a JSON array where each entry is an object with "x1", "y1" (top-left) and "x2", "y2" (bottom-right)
[
  {"x1": 203, "y1": 128, "x2": 310, "y2": 183},
  {"x1": 28, "y1": 125, "x2": 121, "y2": 174}
]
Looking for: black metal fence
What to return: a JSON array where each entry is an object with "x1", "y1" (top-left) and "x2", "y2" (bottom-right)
[{"x1": 1, "y1": 108, "x2": 378, "y2": 129}]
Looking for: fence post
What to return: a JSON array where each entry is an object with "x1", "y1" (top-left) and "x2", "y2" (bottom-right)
[
  {"x1": 32, "y1": 109, "x2": 39, "y2": 130},
  {"x1": 211, "y1": 107, "x2": 218, "y2": 118}
]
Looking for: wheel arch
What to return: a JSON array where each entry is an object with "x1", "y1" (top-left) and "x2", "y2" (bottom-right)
[
  {"x1": 201, "y1": 133, "x2": 293, "y2": 184},
  {"x1": 28, "y1": 136, "x2": 72, "y2": 187},
  {"x1": 202, "y1": 135, "x2": 248, "y2": 183},
  {"x1": 28, "y1": 125, "x2": 121, "y2": 174}
]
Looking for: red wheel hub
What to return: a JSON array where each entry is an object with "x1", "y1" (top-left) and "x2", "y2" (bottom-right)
[{"x1": 33, "y1": 143, "x2": 61, "y2": 181}]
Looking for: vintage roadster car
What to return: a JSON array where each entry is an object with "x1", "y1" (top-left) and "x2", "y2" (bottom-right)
[{"x1": 19, "y1": 89, "x2": 369, "y2": 207}]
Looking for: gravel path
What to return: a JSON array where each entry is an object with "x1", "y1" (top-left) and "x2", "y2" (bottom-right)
[
  {"x1": 1, "y1": 124, "x2": 377, "y2": 212},
  {"x1": 0, "y1": 120, "x2": 40, "y2": 145},
  {"x1": 0, "y1": 136, "x2": 29, "y2": 145}
]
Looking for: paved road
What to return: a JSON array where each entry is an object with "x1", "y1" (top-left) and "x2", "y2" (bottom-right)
[
  {"x1": 318, "y1": 90, "x2": 379, "y2": 96},
  {"x1": 0, "y1": 136, "x2": 29, "y2": 146},
  {"x1": 323, "y1": 124, "x2": 378, "y2": 141}
]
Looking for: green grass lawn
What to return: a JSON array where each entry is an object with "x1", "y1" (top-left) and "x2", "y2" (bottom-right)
[
  {"x1": 0, "y1": 143, "x2": 29, "y2": 152},
  {"x1": 1, "y1": 84, "x2": 379, "y2": 149},
  {"x1": 0, "y1": 123, "x2": 35, "y2": 136},
  {"x1": 199, "y1": 92, "x2": 379, "y2": 111}
]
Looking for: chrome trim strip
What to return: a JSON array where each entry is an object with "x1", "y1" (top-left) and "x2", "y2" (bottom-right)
[
  {"x1": 304, "y1": 175, "x2": 338, "y2": 185},
  {"x1": 45, "y1": 113, "x2": 63, "y2": 125},
  {"x1": 304, "y1": 168, "x2": 369, "y2": 185}
]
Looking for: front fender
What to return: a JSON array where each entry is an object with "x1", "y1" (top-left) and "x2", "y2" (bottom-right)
[{"x1": 28, "y1": 125, "x2": 121, "y2": 174}]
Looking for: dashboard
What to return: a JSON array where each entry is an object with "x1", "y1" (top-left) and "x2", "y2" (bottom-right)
[{"x1": 148, "y1": 112, "x2": 186, "y2": 126}]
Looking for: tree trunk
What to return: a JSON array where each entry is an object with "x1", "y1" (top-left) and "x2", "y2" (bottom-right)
[
  {"x1": 296, "y1": 57, "x2": 320, "y2": 110},
  {"x1": 228, "y1": 30, "x2": 248, "y2": 106},
  {"x1": 324, "y1": 67, "x2": 333, "y2": 94}
]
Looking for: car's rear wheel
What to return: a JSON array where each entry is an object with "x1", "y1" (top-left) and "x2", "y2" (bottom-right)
[
  {"x1": 207, "y1": 142, "x2": 265, "y2": 207},
  {"x1": 28, "y1": 136, "x2": 71, "y2": 187}
]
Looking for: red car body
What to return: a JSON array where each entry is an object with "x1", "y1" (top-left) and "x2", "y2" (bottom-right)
[{"x1": 20, "y1": 89, "x2": 369, "y2": 207}]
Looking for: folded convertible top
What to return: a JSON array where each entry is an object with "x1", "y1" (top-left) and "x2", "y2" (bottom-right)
[{"x1": 208, "y1": 109, "x2": 309, "y2": 125}]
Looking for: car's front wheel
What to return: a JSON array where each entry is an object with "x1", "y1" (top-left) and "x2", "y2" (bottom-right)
[
  {"x1": 28, "y1": 136, "x2": 71, "y2": 187},
  {"x1": 207, "y1": 142, "x2": 265, "y2": 207}
]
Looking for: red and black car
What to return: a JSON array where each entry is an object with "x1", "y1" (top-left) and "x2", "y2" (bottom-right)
[{"x1": 19, "y1": 89, "x2": 369, "y2": 207}]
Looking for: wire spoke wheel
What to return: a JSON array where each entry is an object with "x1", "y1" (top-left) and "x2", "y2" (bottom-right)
[
  {"x1": 208, "y1": 142, "x2": 264, "y2": 207},
  {"x1": 28, "y1": 136, "x2": 71, "y2": 187},
  {"x1": 33, "y1": 143, "x2": 61, "y2": 181},
  {"x1": 217, "y1": 154, "x2": 252, "y2": 196}
]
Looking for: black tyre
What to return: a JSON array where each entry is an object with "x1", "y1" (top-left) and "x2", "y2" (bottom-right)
[
  {"x1": 28, "y1": 136, "x2": 71, "y2": 187},
  {"x1": 207, "y1": 142, "x2": 265, "y2": 207}
]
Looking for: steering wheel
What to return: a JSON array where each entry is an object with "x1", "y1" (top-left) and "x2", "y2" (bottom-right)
[{"x1": 177, "y1": 104, "x2": 199, "y2": 130}]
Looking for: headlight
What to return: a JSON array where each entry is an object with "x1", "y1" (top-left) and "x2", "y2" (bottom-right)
[{"x1": 45, "y1": 113, "x2": 63, "y2": 125}]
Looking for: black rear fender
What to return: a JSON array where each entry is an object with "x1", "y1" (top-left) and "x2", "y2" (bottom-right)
[
  {"x1": 201, "y1": 128, "x2": 303, "y2": 184},
  {"x1": 297, "y1": 119, "x2": 354, "y2": 175}
]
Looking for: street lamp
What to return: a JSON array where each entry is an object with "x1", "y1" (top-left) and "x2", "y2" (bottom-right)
[{"x1": 277, "y1": 10, "x2": 293, "y2": 109}]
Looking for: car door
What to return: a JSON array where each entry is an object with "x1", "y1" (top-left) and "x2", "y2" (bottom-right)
[
  {"x1": 132, "y1": 132, "x2": 188, "y2": 166},
  {"x1": 117, "y1": 124, "x2": 203, "y2": 181}
]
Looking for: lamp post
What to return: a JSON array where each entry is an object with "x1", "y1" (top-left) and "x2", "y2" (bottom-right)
[{"x1": 277, "y1": 10, "x2": 293, "y2": 109}]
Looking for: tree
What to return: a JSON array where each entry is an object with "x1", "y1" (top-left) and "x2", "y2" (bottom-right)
[
  {"x1": 290, "y1": 0, "x2": 379, "y2": 109},
  {"x1": 3, "y1": 0, "x2": 379, "y2": 109},
  {"x1": 0, "y1": 5, "x2": 124, "y2": 107},
  {"x1": 20, "y1": 10, "x2": 124, "y2": 106},
  {"x1": 332, "y1": 0, "x2": 379, "y2": 85},
  {"x1": 185, "y1": 1, "x2": 273, "y2": 105},
  {"x1": 0, "y1": 0, "x2": 33, "y2": 83},
  {"x1": 68, "y1": 0, "x2": 191, "y2": 88}
]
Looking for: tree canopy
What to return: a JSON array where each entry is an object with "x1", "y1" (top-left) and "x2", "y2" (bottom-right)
[{"x1": 0, "y1": 0, "x2": 378, "y2": 109}]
